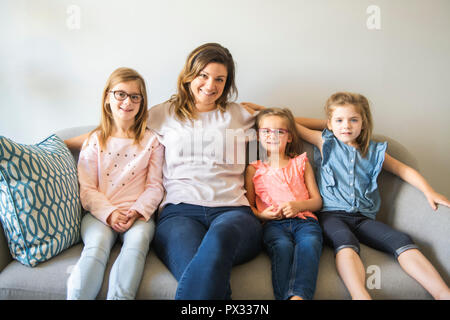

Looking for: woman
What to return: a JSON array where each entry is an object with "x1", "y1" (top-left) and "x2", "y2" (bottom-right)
[
  {"x1": 66, "y1": 43, "x2": 263, "y2": 299},
  {"x1": 149, "y1": 43, "x2": 263, "y2": 300}
]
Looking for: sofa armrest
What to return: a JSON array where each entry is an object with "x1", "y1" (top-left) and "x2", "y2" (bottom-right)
[
  {"x1": 0, "y1": 223, "x2": 12, "y2": 272},
  {"x1": 378, "y1": 171, "x2": 450, "y2": 283}
]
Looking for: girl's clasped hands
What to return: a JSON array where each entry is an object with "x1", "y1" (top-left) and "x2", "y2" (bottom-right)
[
  {"x1": 261, "y1": 202, "x2": 310, "y2": 220},
  {"x1": 107, "y1": 210, "x2": 143, "y2": 233}
]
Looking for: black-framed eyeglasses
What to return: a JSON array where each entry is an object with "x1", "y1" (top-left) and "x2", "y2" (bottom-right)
[{"x1": 110, "y1": 90, "x2": 143, "y2": 103}]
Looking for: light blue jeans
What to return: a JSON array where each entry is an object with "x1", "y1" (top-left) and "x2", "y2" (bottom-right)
[{"x1": 66, "y1": 213, "x2": 155, "y2": 300}]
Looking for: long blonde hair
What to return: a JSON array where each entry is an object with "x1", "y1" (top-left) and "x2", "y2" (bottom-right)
[
  {"x1": 255, "y1": 108, "x2": 303, "y2": 158},
  {"x1": 169, "y1": 43, "x2": 237, "y2": 121},
  {"x1": 325, "y1": 92, "x2": 373, "y2": 157},
  {"x1": 91, "y1": 67, "x2": 148, "y2": 149}
]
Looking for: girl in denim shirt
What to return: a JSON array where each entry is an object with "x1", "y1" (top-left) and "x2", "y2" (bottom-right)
[{"x1": 243, "y1": 93, "x2": 450, "y2": 299}]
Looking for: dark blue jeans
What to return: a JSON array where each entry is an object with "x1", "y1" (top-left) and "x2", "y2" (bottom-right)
[
  {"x1": 319, "y1": 211, "x2": 417, "y2": 258},
  {"x1": 263, "y1": 217, "x2": 323, "y2": 300},
  {"x1": 153, "y1": 203, "x2": 263, "y2": 300}
]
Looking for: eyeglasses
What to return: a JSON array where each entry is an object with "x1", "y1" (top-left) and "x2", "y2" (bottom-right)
[
  {"x1": 258, "y1": 128, "x2": 289, "y2": 136},
  {"x1": 110, "y1": 90, "x2": 143, "y2": 103}
]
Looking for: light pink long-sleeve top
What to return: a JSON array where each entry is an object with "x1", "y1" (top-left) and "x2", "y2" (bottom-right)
[{"x1": 78, "y1": 130, "x2": 164, "y2": 225}]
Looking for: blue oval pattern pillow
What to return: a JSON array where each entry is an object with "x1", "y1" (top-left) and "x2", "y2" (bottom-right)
[{"x1": 0, "y1": 134, "x2": 81, "y2": 267}]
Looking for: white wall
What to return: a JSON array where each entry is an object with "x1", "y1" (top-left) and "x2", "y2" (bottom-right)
[{"x1": 1, "y1": 0, "x2": 449, "y2": 196}]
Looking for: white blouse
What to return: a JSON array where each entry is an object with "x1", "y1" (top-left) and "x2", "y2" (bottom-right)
[{"x1": 147, "y1": 101, "x2": 256, "y2": 208}]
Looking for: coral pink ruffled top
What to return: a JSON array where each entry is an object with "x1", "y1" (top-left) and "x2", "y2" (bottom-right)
[{"x1": 250, "y1": 153, "x2": 317, "y2": 220}]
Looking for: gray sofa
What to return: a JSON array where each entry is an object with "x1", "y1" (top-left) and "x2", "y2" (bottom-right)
[{"x1": 0, "y1": 126, "x2": 449, "y2": 300}]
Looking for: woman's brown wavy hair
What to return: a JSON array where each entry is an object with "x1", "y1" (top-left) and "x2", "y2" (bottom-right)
[{"x1": 169, "y1": 43, "x2": 237, "y2": 121}]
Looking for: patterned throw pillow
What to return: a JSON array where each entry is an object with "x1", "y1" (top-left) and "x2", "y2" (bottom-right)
[{"x1": 0, "y1": 134, "x2": 81, "y2": 267}]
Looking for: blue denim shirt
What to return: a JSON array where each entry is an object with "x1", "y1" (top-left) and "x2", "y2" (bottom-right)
[{"x1": 314, "y1": 129, "x2": 387, "y2": 219}]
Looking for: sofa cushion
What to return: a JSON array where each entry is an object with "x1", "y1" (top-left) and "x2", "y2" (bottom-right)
[
  {"x1": 315, "y1": 245, "x2": 431, "y2": 299},
  {"x1": 0, "y1": 245, "x2": 177, "y2": 300},
  {"x1": 0, "y1": 135, "x2": 82, "y2": 267},
  {"x1": 0, "y1": 243, "x2": 432, "y2": 300},
  {"x1": 0, "y1": 243, "x2": 83, "y2": 299}
]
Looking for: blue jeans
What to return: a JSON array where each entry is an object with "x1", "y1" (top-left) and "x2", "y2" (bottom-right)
[
  {"x1": 263, "y1": 217, "x2": 323, "y2": 300},
  {"x1": 153, "y1": 203, "x2": 263, "y2": 300},
  {"x1": 66, "y1": 213, "x2": 155, "y2": 300}
]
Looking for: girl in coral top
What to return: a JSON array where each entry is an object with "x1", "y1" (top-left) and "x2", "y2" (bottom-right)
[
  {"x1": 245, "y1": 108, "x2": 323, "y2": 300},
  {"x1": 66, "y1": 68, "x2": 164, "y2": 300}
]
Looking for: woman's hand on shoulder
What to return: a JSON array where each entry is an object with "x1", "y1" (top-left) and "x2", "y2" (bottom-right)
[{"x1": 240, "y1": 102, "x2": 266, "y2": 115}]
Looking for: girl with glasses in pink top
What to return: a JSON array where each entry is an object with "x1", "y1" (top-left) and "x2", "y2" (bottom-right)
[
  {"x1": 245, "y1": 108, "x2": 323, "y2": 300},
  {"x1": 66, "y1": 67, "x2": 164, "y2": 299}
]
